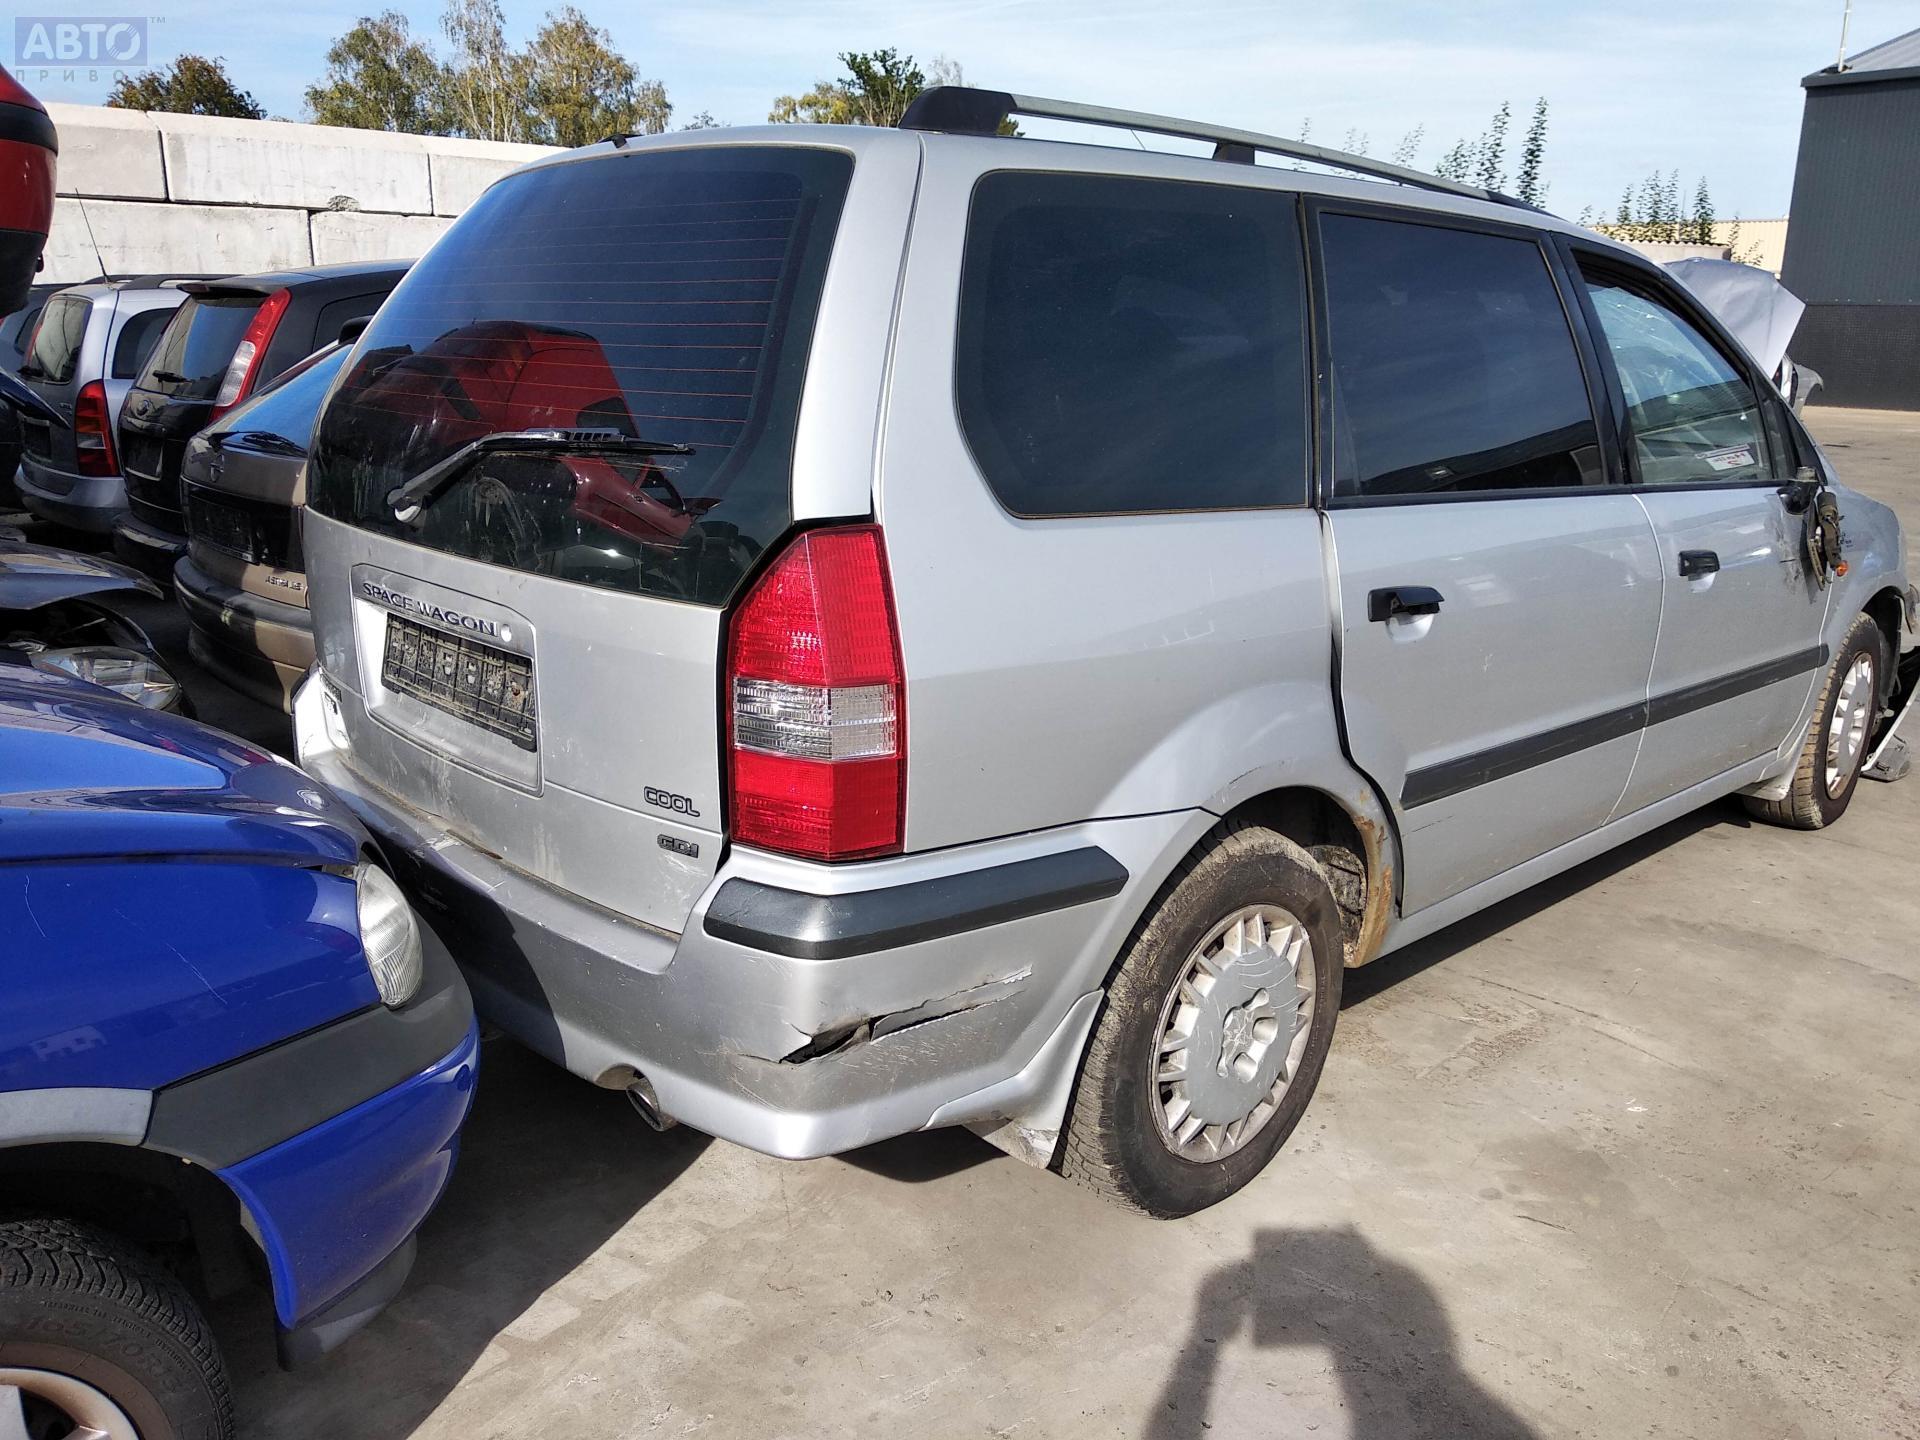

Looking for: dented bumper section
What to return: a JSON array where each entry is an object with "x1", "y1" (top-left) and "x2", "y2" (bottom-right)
[{"x1": 298, "y1": 734, "x2": 1202, "y2": 1160}]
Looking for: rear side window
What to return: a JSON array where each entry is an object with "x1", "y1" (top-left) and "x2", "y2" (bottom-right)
[
  {"x1": 1578, "y1": 269, "x2": 1770, "y2": 486},
  {"x1": 308, "y1": 146, "x2": 854, "y2": 608},
  {"x1": 111, "y1": 306, "x2": 173, "y2": 380},
  {"x1": 957, "y1": 172, "x2": 1309, "y2": 515},
  {"x1": 1321, "y1": 214, "x2": 1601, "y2": 499},
  {"x1": 137, "y1": 295, "x2": 267, "y2": 400},
  {"x1": 24, "y1": 295, "x2": 89, "y2": 384}
]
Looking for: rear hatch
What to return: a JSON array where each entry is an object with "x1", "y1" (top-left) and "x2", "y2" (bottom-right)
[
  {"x1": 304, "y1": 144, "x2": 855, "y2": 932},
  {"x1": 184, "y1": 343, "x2": 349, "y2": 607},
  {"x1": 120, "y1": 291, "x2": 271, "y2": 530},
  {"x1": 17, "y1": 291, "x2": 89, "y2": 478}
]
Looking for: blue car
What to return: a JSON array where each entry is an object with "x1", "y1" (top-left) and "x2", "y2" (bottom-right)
[{"x1": 0, "y1": 664, "x2": 478, "y2": 1440}]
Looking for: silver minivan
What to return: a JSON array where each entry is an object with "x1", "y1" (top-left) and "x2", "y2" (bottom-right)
[
  {"x1": 293, "y1": 90, "x2": 1914, "y2": 1216},
  {"x1": 15, "y1": 278, "x2": 190, "y2": 532}
]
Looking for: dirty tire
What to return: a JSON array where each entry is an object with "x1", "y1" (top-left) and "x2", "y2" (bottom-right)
[
  {"x1": 1059, "y1": 824, "x2": 1343, "y2": 1218},
  {"x1": 0, "y1": 1216, "x2": 232, "y2": 1440},
  {"x1": 1743, "y1": 611, "x2": 1885, "y2": 831}
]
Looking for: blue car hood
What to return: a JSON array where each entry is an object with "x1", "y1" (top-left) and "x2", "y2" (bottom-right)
[{"x1": 0, "y1": 666, "x2": 364, "y2": 864}]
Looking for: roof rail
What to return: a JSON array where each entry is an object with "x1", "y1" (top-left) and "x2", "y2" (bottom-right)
[{"x1": 898, "y1": 86, "x2": 1521, "y2": 208}]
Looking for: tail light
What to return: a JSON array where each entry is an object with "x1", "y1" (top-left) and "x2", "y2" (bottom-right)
[
  {"x1": 726, "y1": 525, "x2": 905, "y2": 860},
  {"x1": 73, "y1": 380, "x2": 117, "y2": 477},
  {"x1": 211, "y1": 288, "x2": 291, "y2": 417}
]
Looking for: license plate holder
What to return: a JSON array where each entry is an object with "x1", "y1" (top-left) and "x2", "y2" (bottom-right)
[{"x1": 380, "y1": 613, "x2": 537, "y2": 751}]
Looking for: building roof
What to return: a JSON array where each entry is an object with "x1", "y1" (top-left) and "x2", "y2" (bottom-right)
[{"x1": 1805, "y1": 25, "x2": 1920, "y2": 88}]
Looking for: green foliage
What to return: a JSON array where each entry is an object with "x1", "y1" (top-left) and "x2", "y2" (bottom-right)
[
  {"x1": 524, "y1": 6, "x2": 669, "y2": 147},
  {"x1": 438, "y1": 0, "x2": 530, "y2": 141},
  {"x1": 1515, "y1": 99, "x2": 1549, "y2": 207},
  {"x1": 107, "y1": 55, "x2": 263, "y2": 118},
  {"x1": 1434, "y1": 138, "x2": 1473, "y2": 182},
  {"x1": 769, "y1": 48, "x2": 1014, "y2": 133},
  {"x1": 1600, "y1": 168, "x2": 1725, "y2": 245},
  {"x1": 1474, "y1": 101, "x2": 1510, "y2": 190},
  {"x1": 306, "y1": 11, "x2": 450, "y2": 134}
]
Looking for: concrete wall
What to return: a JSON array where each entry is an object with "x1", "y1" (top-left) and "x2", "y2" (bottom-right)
[{"x1": 41, "y1": 104, "x2": 557, "y2": 283}]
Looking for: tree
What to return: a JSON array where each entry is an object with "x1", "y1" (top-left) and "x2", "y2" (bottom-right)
[
  {"x1": 1390, "y1": 124, "x2": 1425, "y2": 167},
  {"x1": 107, "y1": 55, "x2": 263, "y2": 118},
  {"x1": 523, "y1": 6, "x2": 668, "y2": 146},
  {"x1": 306, "y1": 11, "x2": 449, "y2": 133},
  {"x1": 439, "y1": 0, "x2": 530, "y2": 142},
  {"x1": 1515, "y1": 98, "x2": 1549, "y2": 207},
  {"x1": 681, "y1": 110, "x2": 723, "y2": 130},
  {"x1": 1689, "y1": 176, "x2": 1715, "y2": 245},
  {"x1": 1434, "y1": 138, "x2": 1472, "y2": 182},
  {"x1": 769, "y1": 48, "x2": 1014, "y2": 132},
  {"x1": 1474, "y1": 100, "x2": 1510, "y2": 191}
]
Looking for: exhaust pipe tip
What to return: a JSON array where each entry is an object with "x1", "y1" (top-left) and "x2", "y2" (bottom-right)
[{"x1": 626, "y1": 1076, "x2": 677, "y2": 1132}]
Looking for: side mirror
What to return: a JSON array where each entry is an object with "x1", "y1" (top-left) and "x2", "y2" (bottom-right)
[{"x1": 338, "y1": 316, "x2": 370, "y2": 344}]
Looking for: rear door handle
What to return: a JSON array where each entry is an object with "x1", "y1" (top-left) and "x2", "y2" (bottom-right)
[
  {"x1": 1678, "y1": 549, "x2": 1721, "y2": 578},
  {"x1": 1367, "y1": 585, "x2": 1445, "y2": 623}
]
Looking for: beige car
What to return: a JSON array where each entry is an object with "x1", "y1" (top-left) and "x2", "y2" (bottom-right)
[{"x1": 175, "y1": 342, "x2": 348, "y2": 709}]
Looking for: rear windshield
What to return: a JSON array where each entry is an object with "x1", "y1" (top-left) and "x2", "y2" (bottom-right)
[
  {"x1": 307, "y1": 146, "x2": 854, "y2": 607},
  {"x1": 138, "y1": 294, "x2": 267, "y2": 400},
  {"x1": 24, "y1": 295, "x2": 90, "y2": 385},
  {"x1": 208, "y1": 343, "x2": 349, "y2": 452}
]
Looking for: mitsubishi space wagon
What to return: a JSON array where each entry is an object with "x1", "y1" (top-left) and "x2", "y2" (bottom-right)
[{"x1": 293, "y1": 88, "x2": 1914, "y2": 1216}]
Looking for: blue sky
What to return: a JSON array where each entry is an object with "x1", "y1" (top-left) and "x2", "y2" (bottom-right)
[{"x1": 15, "y1": 0, "x2": 1915, "y2": 218}]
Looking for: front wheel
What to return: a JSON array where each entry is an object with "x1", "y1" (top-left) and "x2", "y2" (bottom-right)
[
  {"x1": 0, "y1": 1217, "x2": 233, "y2": 1440},
  {"x1": 1744, "y1": 611, "x2": 1885, "y2": 830},
  {"x1": 1059, "y1": 824, "x2": 1344, "y2": 1217}
]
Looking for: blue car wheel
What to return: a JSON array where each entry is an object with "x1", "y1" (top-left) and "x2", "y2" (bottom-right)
[{"x1": 0, "y1": 1216, "x2": 232, "y2": 1440}]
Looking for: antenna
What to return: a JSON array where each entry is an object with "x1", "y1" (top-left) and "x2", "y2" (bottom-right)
[
  {"x1": 72, "y1": 194, "x2": 109, "y2": 281},
  {"x1": 1837, "y1": 0, "x2": 1854, "y2": 70}
]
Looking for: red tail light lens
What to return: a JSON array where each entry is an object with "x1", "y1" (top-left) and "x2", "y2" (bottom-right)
[
  {"x1": 727, "y1": 525, "x2": 905, "y2": 860},
  {"x1": 211, "y1": 288, "x2": 291, "y2": 417},
  {"x1": 73, "y1": 381, "x2": 117, "y2": 477}
]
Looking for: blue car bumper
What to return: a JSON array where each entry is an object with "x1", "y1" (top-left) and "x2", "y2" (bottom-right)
[{"x1": 220, "y1": 1019, "x2": 479, "y2": 1361}]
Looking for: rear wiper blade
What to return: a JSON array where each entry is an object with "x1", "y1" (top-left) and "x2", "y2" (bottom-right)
[
  {"x1": 149, "y1": 369, "x2": 190, "y2": 384},
  {"x1": 386, "y1": 428, "x2": 695, "y2": 525},
  {"x1": 211, "y1": 429, "x2": 306, "y2": 457}
]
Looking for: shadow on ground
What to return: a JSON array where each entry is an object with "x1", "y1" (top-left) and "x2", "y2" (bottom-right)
[
  {"x1": 223, "y1": 1040, "x2": 709, "y2": 1437},
  {"x1": 1148, "y1": 1226, "x2": 1539, "y2": 1439}
]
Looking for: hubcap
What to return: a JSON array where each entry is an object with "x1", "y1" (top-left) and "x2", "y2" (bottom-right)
[
  {"x1": 1150, "y1": 904, "x2": 1316, "y2": 1163},
  {"x1": 0, "y1": 1369, "x2": 139, "y2": 1440},
  {"x1": 1825, "y1": 652, "x2": 1876, "y2": 798}
]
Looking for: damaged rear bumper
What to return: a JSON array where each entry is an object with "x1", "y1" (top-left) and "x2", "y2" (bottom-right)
[{"x1": 295, "y1": 729, "x2": 1201, "y2": 1160}]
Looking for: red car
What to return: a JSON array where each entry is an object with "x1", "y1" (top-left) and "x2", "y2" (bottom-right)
[{"x1": 0, "y1": 66, "x2": 55, "y2": 315}]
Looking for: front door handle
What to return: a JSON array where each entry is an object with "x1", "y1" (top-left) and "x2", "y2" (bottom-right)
[
  {"x1": 1678, "y1": 549, "x2": 1721, "y2": 578},
  {"x1": 1368, "y1": 585, "x2": 1445, "y2": 623}
]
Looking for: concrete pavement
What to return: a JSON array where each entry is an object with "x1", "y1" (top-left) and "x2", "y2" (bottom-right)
[{"x1": 204, "y1": 407, "x2": 1919, "y2": 1439}]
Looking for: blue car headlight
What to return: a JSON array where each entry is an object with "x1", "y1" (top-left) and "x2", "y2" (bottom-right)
[
  {"x1": 353, "y1": 862, "x2": 424, "y2": 1007},
  {"x1": 30, "y1": 645, "x2": 182, "y2": 710}
]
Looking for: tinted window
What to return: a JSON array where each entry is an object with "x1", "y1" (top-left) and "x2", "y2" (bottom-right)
[
  {"x1": 2, "y1": 299, "x2": 49, "y2": 363},
  {"x1": 24, "y1": 295, "x2": 89, "y2": 385},
  {"x1": 137, "y1": 295, "x2": 266, "y2": 400},
  {"x1": 110, "y1": 305, "x2": 173, "y2": 380},
  {"x1": 1580, "y1": 270, "x2": 1770, "y2": 485},
  {"x1": 956, "y1": 172, "x2": 1308, "y2": 515},
  {"x1": 206, "y1": 343, "x2": 350, "y2": 451},
  {"x1": 307, "y1": 147, "x2": 853, "y2": 608},
  {"x1": 1322, "y1": 215, "x2": 1601, "y2": 499}
]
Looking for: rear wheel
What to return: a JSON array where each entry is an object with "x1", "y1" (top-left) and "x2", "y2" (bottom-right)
[
  {"x1": 0, "y1": 1217, "x2": 232, "y2": 1440},
  {"x1": 1059, "y1": 824, "x2": 1343, "y2": 1217},
  {"x1": 1744, "y1": 611, "x2": 1885, "y2": 830}
]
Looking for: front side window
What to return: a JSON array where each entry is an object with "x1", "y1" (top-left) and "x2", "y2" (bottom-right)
[
  {"x1": 1321, "y1": 214, "x2": 1601, "y2": 499},
  {"x1": 956, "y1": 171, "x2": 1309, "y2": 516},
  {"x1": 1580, "y1": 269, "x2": 1770, "y2": 486}
]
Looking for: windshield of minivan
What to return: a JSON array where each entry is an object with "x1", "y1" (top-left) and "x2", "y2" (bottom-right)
[
  {"x1": 306, "y1": 146, "x2": 853, "y2": 607},
  {"x1": 208, "y1": 342, "x2": 348, "y2": 451},
  {"x1": 137, "y1": 294, "x2": 266, "y2": 400},
  {"x1": 23, "y1": 294, "x2": 89, "y2": 384}
]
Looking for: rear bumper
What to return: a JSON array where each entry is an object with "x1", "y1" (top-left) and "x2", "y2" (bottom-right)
[
  {"x1": 293, "y1": 671, "x2": 1199, "y2": 1160},
  {"x1": 16, "y1": 461, "x2": 125, "y2": 533},
  {"x1": 112, "y1": 511, "x2": 189, "y2": 577},
  {"x1": 175, "y1": 556, "x2": 313, "y2": 710}
]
